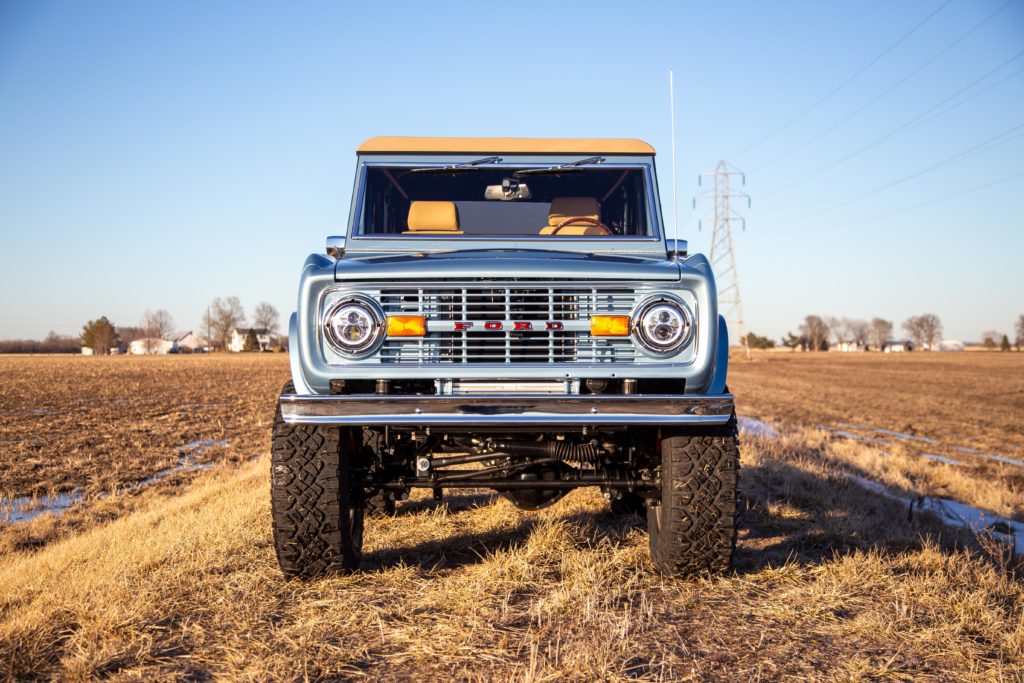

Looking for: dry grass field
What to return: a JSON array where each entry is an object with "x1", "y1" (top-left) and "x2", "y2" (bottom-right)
[
  {"x1": 729, "y1": 350, "x2": 1024, "y2": 461},
  {"x1": 1, "y1": 353, "x2": 1022, "y2": 680}
]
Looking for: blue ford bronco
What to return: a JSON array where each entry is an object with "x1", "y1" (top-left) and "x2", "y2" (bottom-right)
[{"x1": 271, "y1": 137, "x2": 738, "y2": 578}]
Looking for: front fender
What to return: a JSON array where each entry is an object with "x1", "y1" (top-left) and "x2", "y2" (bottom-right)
[
  {"x1": 288, "y1": 312, "x2": 314, "y2": 394},
  {"x1": 705, "y1": 315, "x2": 729, "y2": 394}
]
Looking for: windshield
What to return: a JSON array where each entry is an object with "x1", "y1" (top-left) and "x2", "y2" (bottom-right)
[{"x1": 355, "y1": 164, "x2": 654, "y2": 238}]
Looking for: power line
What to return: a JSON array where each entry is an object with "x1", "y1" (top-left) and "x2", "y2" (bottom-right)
[
  {"x1": 761, "y1": 46, "x2": 1024, "y2": 198},
  {"x1": 756, "y1": 46, "x2": 1024, "y2": 174},
  {"x1": 730, "y1": 0, "x2": 954, "y2": 159},
  {"x1": 782, "y1": 168, "x2": 1024, "y2": 235},
  {"x1": 764, "y1": 121, "x2": 1024, "y2": 229},
  {"x1": 893, "y1": 62, "x2": 1024, "y2": 137},
  {"x1": 759, "y1": 61, "x2": 1024, "y2": 216}
]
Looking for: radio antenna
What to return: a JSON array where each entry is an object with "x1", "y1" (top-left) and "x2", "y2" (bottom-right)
[{"x1": 669, "y1": 69, "x2": 678, "y2": 246}]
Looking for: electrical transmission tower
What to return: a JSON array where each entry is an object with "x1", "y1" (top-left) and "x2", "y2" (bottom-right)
[{"x1": 694, "y1": 161, "x2": 751, "y2": 358}]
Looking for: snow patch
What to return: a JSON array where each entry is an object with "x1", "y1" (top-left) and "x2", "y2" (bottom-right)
[
  {"x1": 845, "y1": 475, "x2": 1023, "y2": 556},
  {"x1": 738, "y1": 417, "x2": 778, "y2": 439},
  {"x1": 1, "y1": 439, "x2": 232, "y2": 526},
  {"x1": 920, "y1": 453, "x2": 963, "y2": 466},
  {"x1": 0, "y1": 491, "x2": 85, "y2": 524}
]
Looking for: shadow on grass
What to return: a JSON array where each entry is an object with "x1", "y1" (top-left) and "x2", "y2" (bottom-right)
[
  {"x1": 362, "y1": 516, "x2": 540, "y2": 571},
  {"x1": 732, "y1": 451, "x2": 964, "y2": 575},
  {"x1": 387, "y1": 491, "x2": 496, "y2": 518},
  {"x1": 362, "y1": 444, "x2": 971, "y2": 576}
]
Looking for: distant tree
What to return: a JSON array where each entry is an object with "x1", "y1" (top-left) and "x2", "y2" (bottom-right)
[
  {"x1": 903, "y1": 317, "x2": 923, "y2": 348},
  {"x1": 981, "y1": 330, "x2": 1001, "y2": 351},
  {"x1": 0, "y1": 333, "x2": 80, "y2": 354},
  {"x1": 870, "y1": 317, "x2": 893, "y2": 351},
  {"x1": 904, "y1": 314, "x2": 942, "y2": 351},
  {"x1": 847, "y1": 319, "x2": 870, "y2": 347},
  {"x1": 800, "y1": 315, "x2": 829, "y2": 351},
  {"x1": 253, "y1": 302, "x2": 280, "y2": 335},
  {"x1": 202, "y1": 297, "x2": 245, "y2": 351},
  {"x1": 81, "y1": 316, "x2": 119, "y2": 355},
  {"x1": 0, "y1": 332, "x2": 79, "y2": 354},
  {"x1": 1001, "y1": 334, "x2": 1011, "y2": 352},
  {"x1": 741, "y1": 332, "x2": 775, "y2": 350},
  {"x1": 918, "y1": 314, "x2": 942, "y2": 350},
  {"x1": 826, "y1": 316, "x2": 845, "y2": 345},
  {"x1": 781, "y1": 331, "x2": 806, "y2": 352},
  {"x1": 45, "y1": 332, "x2": 79, "y2": 353},
  {"x1": 142, "y1": 309, "x2": 175, "y2": 352},
  {"x1": 116, "y1": 326, "x2": 146, "y2": 344},
  {"x1": 242, "y1": 329, "x2": 260, "y2": 352},
  {"x1": 1016, "y1": 315, "x2": 1024, "y2": 351}
]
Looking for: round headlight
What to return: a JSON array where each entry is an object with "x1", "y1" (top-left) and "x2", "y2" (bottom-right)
[
  {"x1": 633, "y1": 298, "x2": 693, "y2": 355},
  {"x1": 323, "y1": 296, "x2": 385, "y2": 357}
]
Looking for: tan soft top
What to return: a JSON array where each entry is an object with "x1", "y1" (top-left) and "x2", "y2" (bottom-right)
[{"x1": 357, "y1": 137, "x2": 655, "y2": 155}]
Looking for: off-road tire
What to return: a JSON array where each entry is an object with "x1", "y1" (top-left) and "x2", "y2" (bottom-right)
[
  {"x1": 271, "y1": 382, "x2": 364, "y2": 579},
  {"x1": 648, "y1": 420, "x2": 739, "y2": 577},
  {"x1": 610, "y1": 492, "x2": 647, "y2": 517}
]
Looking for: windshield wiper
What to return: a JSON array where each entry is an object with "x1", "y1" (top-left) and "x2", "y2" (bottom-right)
[
  {"x1": 409, "y1": 156, "x2": 503, "y2": 174},
  {"x1": 513, "y1": 156, "x2": 606, "y2": 177}
]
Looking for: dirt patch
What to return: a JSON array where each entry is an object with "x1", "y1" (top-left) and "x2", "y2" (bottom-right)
[{"x1": 0, "y1": 354, "x2": 289, "y2": 501}]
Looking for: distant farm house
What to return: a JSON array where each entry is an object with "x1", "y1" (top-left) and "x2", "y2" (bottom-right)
[
  {"x1": 937, "y1": 340, "x2": 965, "y2": 352},
  {"x1": 174, "y1": 331, "x2": 208, "y2": 353},
  {"x1": 834, "y1": 341, "x2": 866, "y2": 352},
  {"x1": 228, "y1": 328, "x2": 272, "y2": 352},
  {"x1": 128, "y1": 338, "x2": 178, "y2": 355},
  {"x1": 82, "y1": 344, "x2": 125, "y2": 355},
  {"x1": 883, "y1": 340, "x2": 915, "y2": 353}
]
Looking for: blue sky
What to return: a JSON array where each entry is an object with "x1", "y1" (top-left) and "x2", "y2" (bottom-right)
[{"x1": 1, "y1": 0, "x2": 1021, "y2": 343}]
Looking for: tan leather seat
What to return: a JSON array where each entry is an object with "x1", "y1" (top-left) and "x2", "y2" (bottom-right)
[
  {"x1": 404, "y1": 201, "x2": 464, "y2": 235},
  {"x1": 539, "y1": 197, "x2": 605, "y2": 236}
]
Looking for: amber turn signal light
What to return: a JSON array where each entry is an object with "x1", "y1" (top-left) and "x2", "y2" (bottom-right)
[
  {"x1": 386, "y1": 315, "x2": 426, "y2": 337},
  {"x1": 590, "y1": 315, "x2": 630, "y2": 337}
]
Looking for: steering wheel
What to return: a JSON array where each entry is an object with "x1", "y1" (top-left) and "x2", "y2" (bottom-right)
[{"x1": 550, "y1": 216, "x2": 613, "y2": 236}]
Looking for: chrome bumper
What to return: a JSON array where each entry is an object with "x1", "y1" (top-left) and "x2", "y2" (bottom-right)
[{"x1": 279, "y1": 393, "x2": 735, "y2": 426}]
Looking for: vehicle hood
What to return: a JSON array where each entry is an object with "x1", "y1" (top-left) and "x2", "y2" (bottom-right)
[{"x1": 334, "y1": 249, "x2": 681, "y2": 282}]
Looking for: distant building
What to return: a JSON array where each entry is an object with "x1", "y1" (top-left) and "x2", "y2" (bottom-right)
[
  {"x1": 228, "y1": 328, "x2": 272, "y2": 352},
  {"x1": 174, "y1": 331, "x2": 208, "y2": 353},
  {"x1": 80, "y1": 346, "x2": 94, "y2": 356},
  {"x1": 937, "y1": 340, "x2": 965, "y2": 352},
  {"x1": 128, "y1": 338, "x2": 177, "y2": 355},
  {"x1": 834, "y1": 341, "x2": 866, "y2": 352},
  {"x1": 883, "y1": 340, "x2": 915, "y2": 353}
]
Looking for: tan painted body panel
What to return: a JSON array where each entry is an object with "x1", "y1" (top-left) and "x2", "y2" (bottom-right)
[{"x1": 357, "y1": 136, "x2": 655, "y2": 155}]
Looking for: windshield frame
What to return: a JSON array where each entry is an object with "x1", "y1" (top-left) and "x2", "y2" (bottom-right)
[{"x1": 344, "y1": 153, "x2": 667, "y2": 256}]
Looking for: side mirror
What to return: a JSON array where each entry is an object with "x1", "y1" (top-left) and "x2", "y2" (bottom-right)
[
  {"x1": 485, "y1": 178, "x2": 532, "y2": 201},
  {"x1": 666, "y1": 238, "x2": 687, "y2": 261},
  {"x1": 326, "y1": 236, "x2": 346, "y2": 260}
]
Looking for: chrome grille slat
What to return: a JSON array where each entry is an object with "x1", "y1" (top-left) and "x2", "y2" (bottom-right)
[{"x1": 378, "y1": 283, "x2": 638, "y2": 364}]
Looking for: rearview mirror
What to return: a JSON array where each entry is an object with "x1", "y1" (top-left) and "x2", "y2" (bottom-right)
[{"x1": 485, "y1": 178, "x2": 531, "y2": 201}]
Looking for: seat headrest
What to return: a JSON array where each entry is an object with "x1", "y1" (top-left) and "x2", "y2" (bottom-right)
[
  {"x1": 407, "y1": 201, "x2": 460, "y2": 232},
  {"x1": 548, "y1": 197, "x2": 600, "y2": 226}
]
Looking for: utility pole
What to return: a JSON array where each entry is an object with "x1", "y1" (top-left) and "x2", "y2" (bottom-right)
[{"x1": 695, "y1": 161, "x2": 751, "y2": 359}]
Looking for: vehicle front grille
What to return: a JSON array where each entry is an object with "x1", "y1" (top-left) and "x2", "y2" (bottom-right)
[{"x1": 378, "y1": 284, "x2": 638, "y2": 364}]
